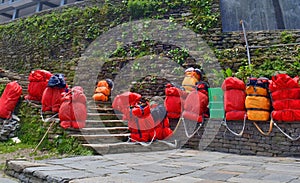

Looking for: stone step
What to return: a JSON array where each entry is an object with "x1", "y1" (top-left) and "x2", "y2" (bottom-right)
[
  {"x1": 87, "y1": 101, "x2": 113, "y2": 108},
  {"x1": 85, "y1": 119, "x2": 127, "y2": 128},
  {"x1": 70, "y1": 133, "x2": 130, "y2": 144},
  {"x1": 67, "y1": 127, "x2": 129, "y2": 135},
  {"x1": 87, "y1": 112, "x2": 122, "y2": 120},
  {"x1": 82, "y1": 141, "x2": 177, "y2": 155},
  {"x1": 87, "y1": 107, "x2": 114, "y2": 113}
]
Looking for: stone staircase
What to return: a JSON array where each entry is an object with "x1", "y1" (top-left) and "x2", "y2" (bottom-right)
[
  {"x1": 25, "y1": 98, "x2": 177, "y2": 155},
  {"x1": 67, "y1": 100, "x2": 177, "y2": 154}
]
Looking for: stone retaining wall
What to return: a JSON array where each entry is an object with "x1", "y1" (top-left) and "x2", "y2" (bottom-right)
[{"x1": 184, "y1": 119, "x2": 300, "y2": 157}]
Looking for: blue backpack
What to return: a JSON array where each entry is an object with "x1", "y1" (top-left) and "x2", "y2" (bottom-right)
[{"x1": 48, "y1": 74, "x2": 66, "y2": 88}]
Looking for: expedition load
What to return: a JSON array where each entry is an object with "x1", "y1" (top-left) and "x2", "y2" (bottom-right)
[
  {"x1": 269, "y1": 74, "x2": 300, "y2": 121},
  {"x1": 129, "y1": 97, "x2": 155, "y2": 142},
  {"x1": 164, "y1": 83, "x2": 187, "y2": 119},
  {"x1": 182, "y1": 81, "x2": 209, "y2": 123},
  {"x1": 222, "y1": 77, "x2": 246, "y2": 121},
  {"x1": 112, "y1": 91, "x2": 141, "y2": 120},
  {"x1": 245, "y1": 77, "x2": 271, "y2": 121},
  {"x1": 25, "y1": 70, "x2": 52, "y2": 102},
  {"x1": 181, "y1": 67, "x2": 202, "y2": 93},
  {"x1": 0, "y1": 81, "x2": 22, "y2": 119},
  {"x1": 150, "y1": 97, "x2": 173, "y2": 140},
  {"x1": 59, "y1": 86, "x2": 87, "y2": 129},
  {"x1": 41, "y1": 74, "x2": 68, "y2": 113},
  {"x1": 92, "y1": 79, "x2": 114, "y2": 102}
]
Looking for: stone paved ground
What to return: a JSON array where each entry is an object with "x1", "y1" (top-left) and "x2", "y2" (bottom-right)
[{"x1": 5, "y1": 149, "x2": 300, "y2": 183}]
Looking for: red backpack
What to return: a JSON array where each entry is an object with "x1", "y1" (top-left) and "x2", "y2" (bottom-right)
[
  {"x1": 112, "y1": 92, "x2": 141, "y2": 120},
  {"x1": 182, "y1": 82, "x2": 209, "y2": 123},
  {"x1": 129, "y1": 100, "x2": 155, "y2": 142},
  {"x1": 0, "y1": 81, "x2": 22, "y2": 119},
  {"x1": 25, "y1": 70, "x2": 52, "y2": 102},
  {"x1": 41, "y1": 74, "x2": 68, "y2": 113},
  {"x1": 151, "y1": 104, "x2": 173, "y2": 140},
  {"x1": 269, "y1": 74, "x2": 300, "y2": 121},
  {"x1": 59, "y1": 86, "x2": 87, "y2": 129},
  {"x1": 164, "y1": 83, "x2": 187, "y2": 119},
  {"x1": 222, "y1": 77, "x2": 246, "y2": 120}
]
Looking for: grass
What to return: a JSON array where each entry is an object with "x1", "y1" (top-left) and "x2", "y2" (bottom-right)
[{"x1": 0, "y1": 140, "x2": 34, "y2": 154}]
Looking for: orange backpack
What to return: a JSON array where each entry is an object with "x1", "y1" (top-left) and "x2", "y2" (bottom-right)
[
  {"x1": 92, "y1": 79, "x2": 113, "y2": 101},
  {"x1": 245, "y1": 77, "x2": 271, "y2": 121},
  {"x1": 181, "y1": 68, "x2": 202, "y2": 93}
]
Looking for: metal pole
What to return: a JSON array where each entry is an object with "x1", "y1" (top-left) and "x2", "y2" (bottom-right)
[{"x1": 240, "y1": 20, "x2": 252, "y2": 71}]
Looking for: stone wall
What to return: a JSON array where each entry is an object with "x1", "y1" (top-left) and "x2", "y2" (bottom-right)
[{"x1": 184, "y1": 119, "x2": 300, "y2": 157}]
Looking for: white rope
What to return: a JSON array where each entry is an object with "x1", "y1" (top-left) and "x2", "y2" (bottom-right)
[
  {"x1": 221, "y1": 113, "x2": 246, "y2": 137},
  {"x1": 157, "y1": 139, "x2": 178, "y2": 148},
  {"x1": 274, "y1": 122, "x2": 300, "y2": 141},
  {"x1": 128, "y1": 130, "x2": 157, "y2": 147},
  {"x1": 40, "y1": 109, "x2": 58, "y2": 123},
  {"x1": 182, "y1": 117, "x2": 203, "y2": 138}
]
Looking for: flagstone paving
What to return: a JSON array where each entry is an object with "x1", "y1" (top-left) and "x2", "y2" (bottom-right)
[{"x1": 5, "y1": 149, "x2": 300, "y2": 183}]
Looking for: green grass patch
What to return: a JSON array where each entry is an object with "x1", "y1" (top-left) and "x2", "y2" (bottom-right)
[{"x1": 0, "y1": 140, "x2": 33, "y2": 154}]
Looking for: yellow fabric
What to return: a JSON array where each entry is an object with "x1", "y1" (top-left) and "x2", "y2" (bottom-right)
[
  {"x1": 246, "y1": 86, "x2": 268, "y2": 96},
  {"x1": 245, "y1": 85, "x2": 270, "y2": 121},
  {"x1": 247, "y1": 110, "x2": 270, "y2": 121},
  {"x1": 92, "y1": 93, "x2": 108, "y2": 101},
  {"x1": 97, "y1": 80, "x2": 109, "y2": 88},
  {"x1": 182, "y1": 71, "x2": 200, "y2": 93},
  {"x1": 95, "y1": 87, "x2": 110, "y2": 96},
  {"x1": 245, "y1": 96, "x2": 270, "y2": 110}
]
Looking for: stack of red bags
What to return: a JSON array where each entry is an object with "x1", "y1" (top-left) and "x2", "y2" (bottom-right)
[{"x1": 269, "y1": 74, "x2": 300, "y2": 122}]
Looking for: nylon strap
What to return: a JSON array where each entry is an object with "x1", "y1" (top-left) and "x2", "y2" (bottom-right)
[{"x1": 253, "y1": 119, "x2": 274, "y2": 136}]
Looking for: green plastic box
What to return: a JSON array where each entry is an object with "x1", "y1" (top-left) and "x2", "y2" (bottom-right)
[
  {"x1": 209, "y1": 102, "x2": 224, "y2": 110},
  {"x1": 208, "y1": 88, "x2": 224, "y2": 119},
  {"x1": 209, "y1": 109, "x2": 225, "y2": 119},
  {"x1": 208, "y1": 87, "x2": 224, "y2": 102}
]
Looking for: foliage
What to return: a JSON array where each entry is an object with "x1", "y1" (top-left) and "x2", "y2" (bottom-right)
[
  {"x1": 186, "y1": 0, "x2": 220, "y2": 33},
  {"x1": 212, "y1": 68, "x2": 232, "y2": 86},
  {"x1": 0, "y1": 0, "x2": 219, "y2": 74},
  {"x1": 280, "y1": 31, "x2": 296, "y2": 44},
  {"x1": 235, "y1": 59, "x2": 300, "y2": 82},
  {"x1": 127, "y1": 0, "x2": 158, "y2": 19},
  {"x1": 0, "y1": 140, "x2": 33, "y2": 154},
  {"x1": 125, "y1": 0, "x2": 219, "y2": 33},
  {"x1": 0, "y1": 84, "x2": 5, "y2": 95},
  {"x1": 126, "y1": 0, "x2": 190, "y2": 19},
  {"x1": 0, "y1": 4, "x2": 127, "y2": 64},
  {"x1": 53, "y1": 133, "x2": 93, "y2": 155},
  {"x1": 168, "y1": 48, "x2": 189, "y2": 65}
]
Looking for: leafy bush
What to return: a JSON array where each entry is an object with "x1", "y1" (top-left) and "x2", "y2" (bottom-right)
[
  {"x1": 186, "y1": 0, "x2": 219, "y2": 33},
  {"x1": 280, "y1": 31, "x2": 296, "y2": 44},
  {"x1": 235, "y1": 59, "x2": 300, "y2": 82},
  {"x1": 125, "y1": 0, "x2": 219, "y2": 32},
  {"x1": 168, "y1": 48, "x2": 189, "y2": 65},
  {"x1": 127, "y1": 0, "x2": 158, "y2": 19},
  {"x1": 0, "y1": 84, "x2": 5, "y2": 95}
]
